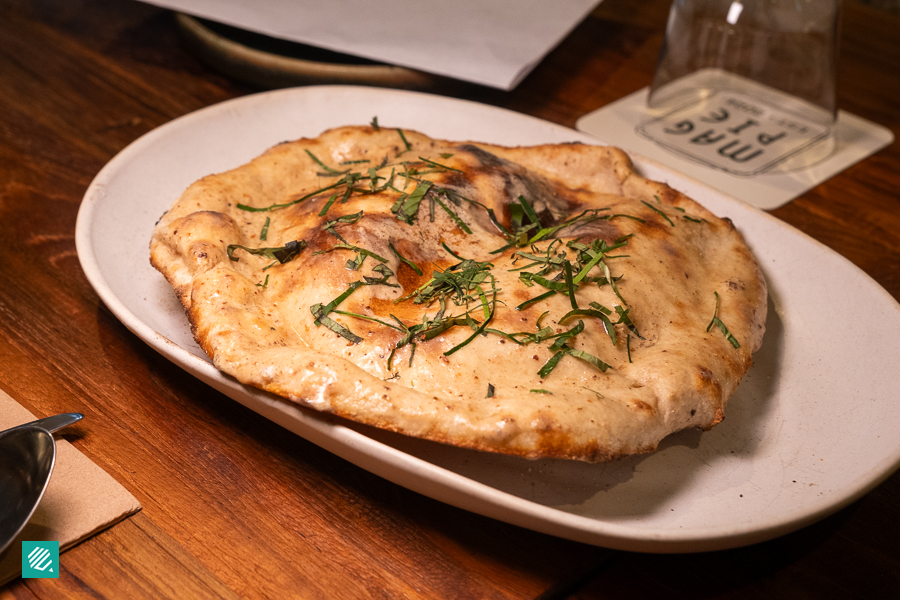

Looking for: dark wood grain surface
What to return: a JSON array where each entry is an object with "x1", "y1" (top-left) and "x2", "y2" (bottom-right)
[{"x1": 1, "y1": 0, "x2": 898, "y2": 598}]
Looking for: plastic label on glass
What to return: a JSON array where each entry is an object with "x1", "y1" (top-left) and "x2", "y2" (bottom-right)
[{"x1": 637, "y1": 91, "x2": 831, "y2": 177}]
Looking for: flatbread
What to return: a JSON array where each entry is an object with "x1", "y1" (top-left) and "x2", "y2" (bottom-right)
[{"x1": 150, "y1": 125, "x2": 767, "y2": 462}]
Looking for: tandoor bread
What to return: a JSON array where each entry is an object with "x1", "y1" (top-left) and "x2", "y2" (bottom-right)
[{"x1": 150, "y1": 125, "x2": 767, "y2": 462}]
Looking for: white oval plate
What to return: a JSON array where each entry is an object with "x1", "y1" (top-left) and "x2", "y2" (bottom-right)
[{"x1": 75, "y1": 86, "x2": 900, "y2": 552}]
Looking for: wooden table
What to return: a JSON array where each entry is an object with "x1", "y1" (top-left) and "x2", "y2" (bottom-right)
[{"x1": 1, "y1": 0, "x2": 898, "y2": 597}]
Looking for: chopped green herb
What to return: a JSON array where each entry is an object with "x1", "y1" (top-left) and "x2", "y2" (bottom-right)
[
  {"x1": 397, "y1": 128, "x2": 411, "y2": 154},
  {"x1": 389, "y1": 242, "x2": 423, "y2": 276},
  {"x1": 582, "y1": 386, "x2": 604, "y2": 399},
  {"x1": 317, "y1": 193, "x2": 339, "y2": 217},
  {"x1": 314, "y1": 242, "x2": 388, "y2": 271},
  {"x1": 559, "y1": 308, "x2": 617, "y2": 345},
  {"x1": 418, "y1": 156, "x2": 463, "y2": 173},
  {"x1": 572, "y1": 248, "x2": 606, "y2": 285},
  {"x1": 386, "y1": 288, "x2": 503, "y2": 369},
  {"x1": 515, "y1": 290, "x2": 556, "y2": 311},
  {"x1": 444, "y1": 287, "x2": 497, "y2": 356},
  {"x1": 588, "y1": 301, "x2": 612, "y2": 315},
  {"x1": 614, "y1": 305, "x2": 644, "y2": 339},
  {"x1": 313, "y1": 281, "x2": 363, "y2": 324},
  {"x1": 398, "y1": 258, "x2": 495, "y2": 307},
  {"x1": 238, "y1": 178, "x2": 349, "y2": 212},
  {"x1": 626, "y1": 334, "x2": 633, "y2": 363},
  {"x1": 563, "y1": 261, "x2": 578, "y2": 310},
  {"x1": 538, "y1": 345, "x2": 611, "y2": 379},
  {"x1": 260, "y1": 217, "x2": 270, "y2": 241},
  {"x1": 370, "y1": 116, "x2": 380, "y2": 130},
  {"x1": 419, "y1": 316, "x2": 469, "y2": 341},
  {"x1": 305, "y1": 149, "x2": 347, "y2": 175},
  {"x1": 336, "y1": 172, "x2": 364, "y2": 204},
  {"x1": 441, "y1": 242, "x2": 464, "y2": 261},
  {"x1": 532, "y1": 320, "x2": 614, "y2": 378},
  {"x1": 514, "y1": 324, "x2": 556, "y2": 345},
  {"x1": 600, "y1": 259, "x2": 627, "y2": 305},
  {"x1": 565, "y1": 348, "x2": 610, "y2": 372},
  {"x1": 483, "y1": 328, "x2": 525, "y2": 345},
  {"x1": 363, "y1": 264, "x2": 399, "y2": 287},
  {"x1": 641, "y1": 200, "x2": 675, "y2": 227},
  {"x1": 309, "y1": 282, "x2": 367, "y2": 342},
  {"x1": 487, "y1": 383, "x2": 495, "y2": 398},
  {"x1": 525, "y1": 208, "x2": 621, "y2": 246},
  {"x1": 607, "y1": 213, "x2": 646, "y2": 223},
  {"x1": 309, "y1": 309, "x2": 363, "y2": 344},
  {"x1": 391, "y1": 181, "x2": 431, "y2": 224},
  {"x1": 707, "y1": 291, "x2": 741, "y2": 348},
  {"x1": 323, "y1": 211, "x2": 364, "y2": 242},
  {"x1": 433, "y1": 194, "x2": 472, "y2": 234},
  {"x1": 537, "y1": 349, "x2": 567, "y2": 378},
  {"x1": 517, "y1": 196, "x2": 541, "y2": 226},
  {"x1": 530, "y1": 389, "x2": 553, "y2": 394},
  {"x1": 548, "y1": 320, "x2": 585, "y2": 352},
  {"x1": 519, "y1": 272, "x2": 568, "y2": 292},
  {"x1": 227, "y1": 240, "x2": 307, "y2": 264},
  {"x1": 344, "y1": 251, "x2": 367, "y2": 272},
  {"x1": 331, "y1": 310, "x2": 403, "y2": 330},
  {"x1": 386, "y1": 347, "x2": 398, "y2": 371}
]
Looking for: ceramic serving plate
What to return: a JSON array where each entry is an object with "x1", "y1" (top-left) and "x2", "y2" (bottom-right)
[{"x1": 75, "y1": 86, "x2": 900, "y2": 552}]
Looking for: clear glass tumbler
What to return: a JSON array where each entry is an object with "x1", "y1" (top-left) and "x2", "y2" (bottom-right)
[{"x1": 641, "y1": 0, "x2": 842, "y2": 174}]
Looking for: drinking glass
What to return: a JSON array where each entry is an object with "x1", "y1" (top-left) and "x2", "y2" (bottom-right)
[{"x1": 640, "y1": 0, "x2": 842, "y2": 174}]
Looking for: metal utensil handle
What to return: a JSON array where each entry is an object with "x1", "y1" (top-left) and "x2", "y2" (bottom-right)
[{"x1": 18, "y1": 412, "x2": 84, "y2": 434}]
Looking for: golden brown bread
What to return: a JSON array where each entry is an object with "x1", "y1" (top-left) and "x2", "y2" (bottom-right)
[{"x1": 150, "y1": 125, "x2": 767, "y2": 462}]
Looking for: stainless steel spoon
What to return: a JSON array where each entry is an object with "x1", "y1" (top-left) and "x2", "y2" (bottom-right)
[{"x1": 0, "y1": 413, "x2": 83, "y2": 555}]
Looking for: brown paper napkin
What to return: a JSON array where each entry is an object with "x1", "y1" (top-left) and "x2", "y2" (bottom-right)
[{"x1": 0, "y1": 389, "x2": 142, "y2": 585}]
